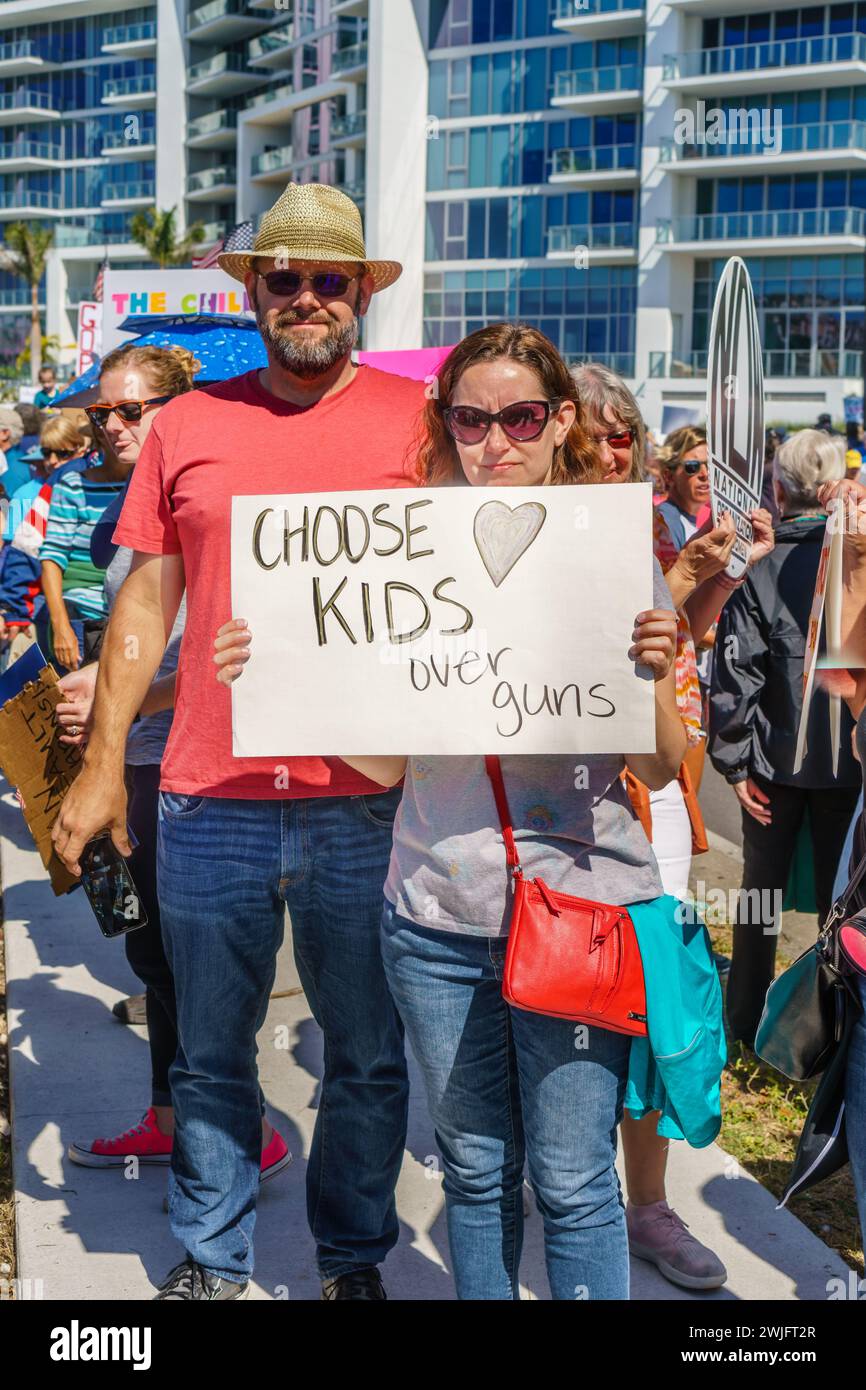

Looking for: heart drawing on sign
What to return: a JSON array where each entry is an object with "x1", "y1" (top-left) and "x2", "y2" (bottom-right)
[{"x1": 473, "y1": 500, "x2": 546, "y2": 588}]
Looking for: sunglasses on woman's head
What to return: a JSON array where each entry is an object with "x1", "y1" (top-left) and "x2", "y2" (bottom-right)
[
  {"x1": 257, "y1": 270, "x2": 355, "y2": 298},
  {"x1": 679, "y1": 458, "x2": 708, "y2": 475},
  {"x1": 85, "y1": 397, "x2": 171, "y2": 427},
  {"x1": 443, "y1": 400, "x2": 561, "y2": 446}
]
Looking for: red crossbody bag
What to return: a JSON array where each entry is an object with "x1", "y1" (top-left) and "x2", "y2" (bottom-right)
[{"x1": 485, "y1": 756, "x2": 648, "y2": 1038}]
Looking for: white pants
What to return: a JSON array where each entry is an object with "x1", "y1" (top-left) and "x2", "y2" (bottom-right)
[{"x1": 648, "y1": 777, "x2": 692, "y2": 899}]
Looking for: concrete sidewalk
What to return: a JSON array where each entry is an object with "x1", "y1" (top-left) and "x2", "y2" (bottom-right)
[{"x1": 2, "y1": 784, "x2": 853, "y2": 1301}]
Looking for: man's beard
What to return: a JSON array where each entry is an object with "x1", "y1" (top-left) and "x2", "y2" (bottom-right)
[{"x1": 254, "y1": 294, "x2": 360, "y2": 379}]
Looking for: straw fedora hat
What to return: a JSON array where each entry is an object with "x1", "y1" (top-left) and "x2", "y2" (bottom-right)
[{"x1": 218, "y1": 182, "x2": 402, "y2": 293}]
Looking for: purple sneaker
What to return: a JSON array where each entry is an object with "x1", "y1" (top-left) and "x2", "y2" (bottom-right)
[{"x1": 627, "y1": 1200, "x2": 727, "y2": 1290}]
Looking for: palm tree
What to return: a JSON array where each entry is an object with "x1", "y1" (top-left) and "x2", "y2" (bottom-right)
[
  {"x1": 0, "y1": 222, "x2": 53, "y2": 384},
  {"x1": 130, "y1": 206, "x2": 206, "y2": 268}
]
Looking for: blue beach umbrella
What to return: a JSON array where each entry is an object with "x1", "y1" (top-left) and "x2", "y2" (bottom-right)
[{"x1": 54, "y1": 313, "x2": 265, "y2": 406}]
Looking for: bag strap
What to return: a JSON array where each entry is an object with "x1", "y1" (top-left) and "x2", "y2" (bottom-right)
[
  {"x1": 825, "y1": 841, "x2": 866, "y2": 930},
  {"x1": 484, "y1": 755, "x2": 521, "y2": 875}
]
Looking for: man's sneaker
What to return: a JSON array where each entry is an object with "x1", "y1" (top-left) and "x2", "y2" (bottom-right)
[
  {"x1": 112, "y1": 993, "x2": 147, "y2": 1025},
  {"x1": 161, "y1": 1128, "x2": 292, "y2": 1211},
  {"x1": 627, "y1": 1200, "x2": 727, "y2": 1290},
  {"x1": 68, "y1": 1108, "x2": 173, "y2": 1168},
  {"x1": 153, "y1": 1258, "x2": 248, "y2": 1301},
  {"x1": 321, "y1": 1268, "x2": 387, "y2": 1301},
  {"x1": 260, "y1": 1129, "x2": 293, "y2": 1184}
]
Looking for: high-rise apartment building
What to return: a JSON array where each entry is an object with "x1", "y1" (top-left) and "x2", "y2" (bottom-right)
[{"x1": 1, "y1": 0, "x2": 863, "y2": 425}]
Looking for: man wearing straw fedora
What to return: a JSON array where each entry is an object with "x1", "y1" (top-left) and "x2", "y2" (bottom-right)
[{"x1": 53, "y1": 184, "x2": 425, "y2": 1300}]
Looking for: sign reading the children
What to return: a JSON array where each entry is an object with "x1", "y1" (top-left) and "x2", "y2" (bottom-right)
[
  {"x1": 231, "y1": 485, "x2": 657, "y2": 756},
  {"x1": 706, "y1": 256, "x2": 765, "y2": 580}
]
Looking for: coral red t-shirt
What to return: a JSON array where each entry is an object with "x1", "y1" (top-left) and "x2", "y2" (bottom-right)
[{"x1": 113, "y1": 365, "x2": 425, "y2": 798}]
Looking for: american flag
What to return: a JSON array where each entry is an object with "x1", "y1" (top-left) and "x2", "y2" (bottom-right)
[
  {"x1": 92, "y1": 257, "x2": 108, "y2": 302},
  {"x1": 193, "y1": 219, "x2": 254, "y2": 270}
]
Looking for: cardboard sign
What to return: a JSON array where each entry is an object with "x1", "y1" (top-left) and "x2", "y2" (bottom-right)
[
  {"x1": 76, "y1": 301, "x2": 102, "y2": 377},
  {"x1": 0, "y1": 661, "x2": 83, "y2": 894},
  {"x1": 706, "y1": 257, "x2": 765, "y2": 579},
  {"x1": 102, "y1": 270, "x2": 254, "y2": 351},
  {"x1": 231, "y1": 484, "x2": 657, "y2": 757}
]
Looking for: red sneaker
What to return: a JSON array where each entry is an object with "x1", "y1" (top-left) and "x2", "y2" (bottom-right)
[
  {"x1": 68, "y1": 1108, "x2": 174, "y2": 1168},
  {"x1": 260, "y1": 1129, "x2": 292, "y2": 1184}
]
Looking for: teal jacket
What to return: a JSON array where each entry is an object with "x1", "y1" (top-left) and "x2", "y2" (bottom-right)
[{"x1": 625, "y1": 895, "x2": 727, "y2": 1148}]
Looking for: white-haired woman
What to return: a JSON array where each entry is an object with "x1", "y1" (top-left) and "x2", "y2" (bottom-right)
[
  {"x1": 573, "y1": 361, "x2": 773, "y2": 1293},
  {"x1": 710, "y1": 430, "x2": 861, "y2": 1049}
]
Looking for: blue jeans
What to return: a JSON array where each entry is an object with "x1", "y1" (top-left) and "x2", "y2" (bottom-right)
[
  {"x1": 380, "y1": 903, "x2": 631, "y2": 1300},
  {"x1": 157, "y1": 788, "x2": 408, "y2": 1283},
  {"x1": 846, "y1": 975, "x2": 866, "y2": 1245}
]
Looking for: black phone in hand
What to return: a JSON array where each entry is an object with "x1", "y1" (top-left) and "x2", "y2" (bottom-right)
[{"x1": 79, "y1": 834, "x2": 148, "y2": 938}]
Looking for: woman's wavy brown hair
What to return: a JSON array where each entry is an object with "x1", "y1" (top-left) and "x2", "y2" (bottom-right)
[{"x1": 412, "y1": 324, "x2": 601, "y2": 486}]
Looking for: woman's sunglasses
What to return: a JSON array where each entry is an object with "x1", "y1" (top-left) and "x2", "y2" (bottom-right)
[
  {"x1": 601, "y1": 429, "x2": 634, "y2": 450},
  {"x1": 678, "y1": 458, "x2": 708, "y2": 476},
  {"x1": 443, "y1": 399, "x2": 561, "y2": 446},
  {"x1": 85, "y1": 397, "x2": 171, "y2": 427},
  {"x1": 258, "y1": 270, "x2": 355, "y2": 298}
]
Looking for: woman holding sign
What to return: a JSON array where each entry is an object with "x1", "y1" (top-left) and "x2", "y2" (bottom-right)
[{"x1": 216, "y1": 325, "x2": 725, "y2": 1301}]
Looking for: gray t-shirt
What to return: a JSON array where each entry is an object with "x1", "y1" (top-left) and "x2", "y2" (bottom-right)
[
  {"x1": 383, "y1": 561, "x2": 672, "y2": 936},
  {"x1": 104, "y1": 544, "x2": 186, "y2": 767}
]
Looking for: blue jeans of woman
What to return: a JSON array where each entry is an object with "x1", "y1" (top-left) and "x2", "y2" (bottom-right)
[
  {"x1": 380, "y1": 903, "x2": 631, "y2": 1301},
  {"x1": 846, "y1": 975, "x2": 866, "y2": 1246}
]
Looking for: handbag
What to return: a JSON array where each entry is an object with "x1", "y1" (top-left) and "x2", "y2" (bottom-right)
[
  {"x1": 485, "y1": 755, "x2": 648, "y2": 1037},
  {"x1": 754, "y1": 836, "x2": 866, "y2": 1081}
]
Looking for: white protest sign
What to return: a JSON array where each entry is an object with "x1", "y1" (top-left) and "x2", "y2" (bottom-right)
[
  {"x1": 102, "y1": 269, "x2": 255, "y2": 350},
  {"x1": 706, "y1": 257, "x2": 764, "y2": 579},
  {"x1": 231, "y1": 485, "x2": 657, "y2": 757}
]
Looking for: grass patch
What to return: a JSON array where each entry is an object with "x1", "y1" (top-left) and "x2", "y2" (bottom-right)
[{"x1": 707, "y1": 918, "x2": 863, "y2": 1276}]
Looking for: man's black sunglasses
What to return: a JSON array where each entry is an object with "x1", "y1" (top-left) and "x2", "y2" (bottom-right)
[
  {"x1": 257, "y1": 270, "x2": 357, "y2": 298},
  {"x1": 85, "y1": 397, "x2": 171, "y2": 427}
]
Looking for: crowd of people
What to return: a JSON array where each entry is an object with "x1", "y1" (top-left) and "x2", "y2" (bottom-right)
[{"x1": 2, "y1": 182, "x2": 865, "y2": 1300}]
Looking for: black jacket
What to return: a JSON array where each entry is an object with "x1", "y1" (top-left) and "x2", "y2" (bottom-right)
[{"x1": 709, "y1": 516, "x2": 861, "y2": 790}]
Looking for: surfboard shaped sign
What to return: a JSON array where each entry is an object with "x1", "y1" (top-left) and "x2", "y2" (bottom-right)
[{"x1": 706, "y1": 257, "x2": 765, "y2": 579}]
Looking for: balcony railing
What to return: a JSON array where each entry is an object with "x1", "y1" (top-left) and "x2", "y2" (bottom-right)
[
  {"x1": 199, "y1": 220, "x2": 228, "y2": 242},
  {"x1": 188, "y1": 109, "x2": 238, "y2": 139},
  {"x1": 102, "y1": 21, "x2": 157, "y2": 45},
  {"x1": 188, "y1": 51, "x2": 251, "y2": 82},
  {"x1": 551, "y1": 144, "x2": 639, "y2": 175},
  {"x1": 0, "y1": 288, "x2": 41, "y2": 305},
  {"x1": 102, "y1": 180, "x2": 155, "y2": 201},
  {"x1": 565, "y1": 351, "x2": 636, "y2": 375},
  {"x1": 251, "y1": 144, "x2": 293, "y2": 175},
  {"x1": 249, "y1": 81, "x2": 294, "y2": 107},
  {"x1": 338, "y1": 178, "x2": 366, "y2": 201},
  {"x1": 332, "y1": 42, "x2": 368, "y2": 73},
  {"x1": 102, "y1": 128, "x2": 156, "y2": 151},
  {"x1": 0, "y1": 88, "x2": 57, "y2": 111},
  {"x1": 187, "y1": 163, "x2": 237, "y2": 192},
  {"x1": 248, "y1": 25, "x2": 294, "y2": 60},
  {"x1": 553, "y1": 64, "x2": 642, "y2": 99},
  {"x1": 0, "y1": 139, "x2": 57, "y2": 160},
  {"x1": 659, "y1": 119, "x2": 866, "y2": 162},
  {"x1": 54, "y1": 219, "x2": 134, "y2": 247},
  {"x1": 331, "y1": 110, "x2": 366, "y2": 139},
  {"x1": 0, "y1": 188, "x2": 60, "y2": 209},
  {"x1": 548, "y1": 221, "x2": 637, "y2": 252},
  {"x1": 0, "y1": 37, "x2": 59, "y2": 62},
  {"x1": 554, "y1": 0, "x2": 643, "y2": 16},
  {"x1": 103, "y1": 75, "x2": 156, "y2": 100},
  {"x1": 649, "y1": 349, "x2": 862, "y2": 379},
  {"x1": 664, "y1": 31, "x2": 866, "y2": 81},
  {"x1": 188, "y1": 0, "x2": 246, "y2": 29},
  {"x1": 657, "y1": 207, "x2": 866, "y2": 242}
]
